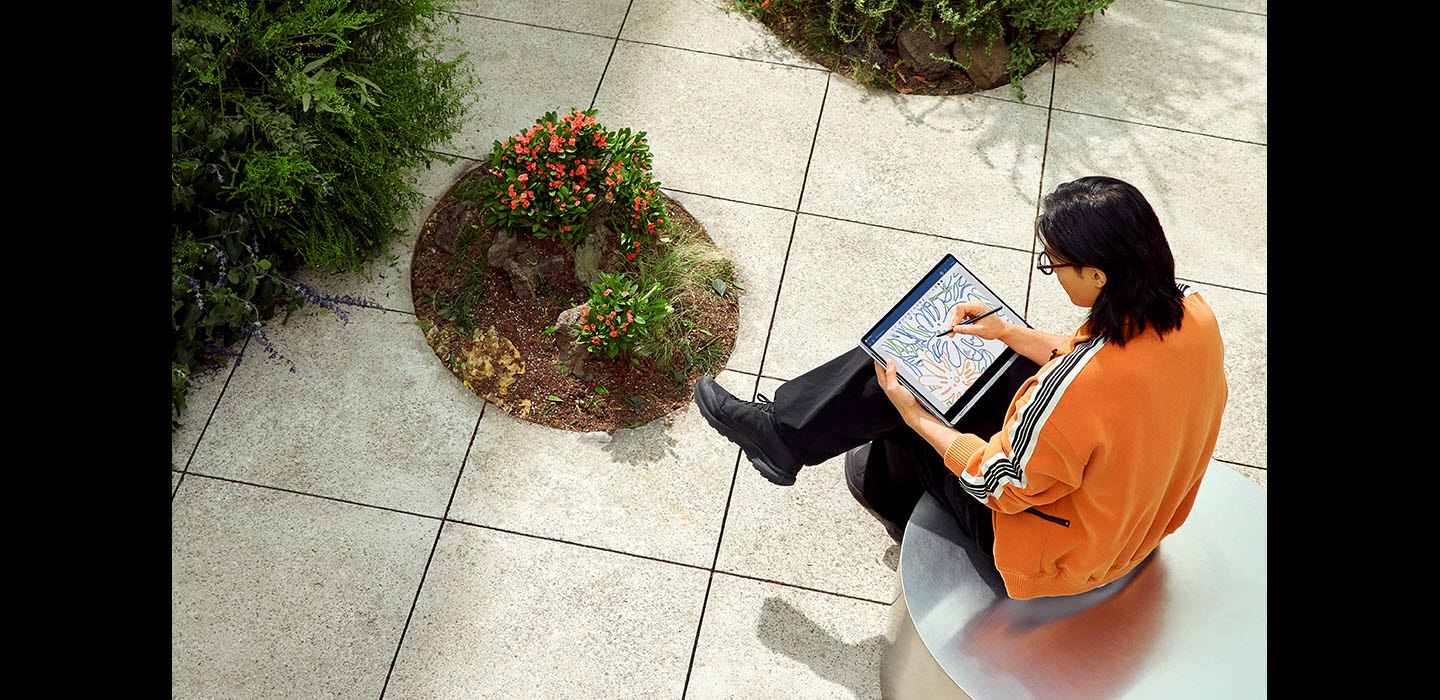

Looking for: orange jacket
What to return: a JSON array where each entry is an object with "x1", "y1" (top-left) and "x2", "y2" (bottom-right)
[{"x1": 942, "y1": 286, "x2": 1227, "y2": 599}]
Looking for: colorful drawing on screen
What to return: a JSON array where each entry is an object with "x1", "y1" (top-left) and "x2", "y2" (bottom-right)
[{"x1": 876, "y1": 266, "x2": 1000, "y2": 409}]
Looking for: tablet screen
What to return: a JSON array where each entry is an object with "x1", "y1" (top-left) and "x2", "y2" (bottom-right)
[{"x1": 860, "y1": 254, "x2": 1029, "y2": 424}]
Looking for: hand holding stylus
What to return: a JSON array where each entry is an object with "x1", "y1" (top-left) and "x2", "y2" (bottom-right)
[{"x1": 934, "y1": 305, "x2": 1002, "y2": 337}]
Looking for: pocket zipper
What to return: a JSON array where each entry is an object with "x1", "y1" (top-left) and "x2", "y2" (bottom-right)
[{"x1": 1024, "y1": 507, "x2": 1070, "y2": 527}]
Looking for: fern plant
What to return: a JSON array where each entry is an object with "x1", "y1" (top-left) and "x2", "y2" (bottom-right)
[{"x1": 171, "y1": 0, "x2": 473, "y2": 429}]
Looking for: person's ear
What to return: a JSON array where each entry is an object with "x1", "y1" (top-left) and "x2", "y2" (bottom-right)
[{"x1": 1089, "y1": 268, "x2": 1107, "y2": 289}]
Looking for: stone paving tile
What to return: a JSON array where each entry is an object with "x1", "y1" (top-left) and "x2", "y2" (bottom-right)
[
  {"x1": 1192, "y1": 285, "x2": 1267, "y2": 470},
  {"x1": 663, "y1": 190, "x2": 795, "y2": 376},
  {"x1": 450, "y1": 0, "x2": 632, "y2": 37},
  {"x1": 172, "y1": 477, "x2": 437, "y2": 700},
  {"x1": 1042, "y1": 110, "x2": 1267, "y2": 294},
  {"x1": 764, "y1": 214, "x2": 1033, "y2": 383},
  {"x1": 594, "y1": 40, "x2": 830, "y2": 209},
  {"x1": 801, "y1": 76, "x2": 1049, "y2": 251},
  {"x1": 171, "y1": 356, "x2": 236, "y2": 471},
  {"x1": 1194, "y1": 0, "x2": 1267, "y2": 13},
  {"x1": 966, "y1": 48, "x2": 1055, "y2": 109},
  {"x1": 434, "y1": 14, "x2": 618, "y2": 159},
  {"x1": 685, "y1": 573, "x2": 890, "y2": 700},
  {"x1": 187, "y1": 306, "x2": 483, "y2": 517},
  {"x1": 448, "y1": 399, "x2": 734, "y2": 567},
  {"x1": 714, "y1": 375, "x2": 900, "y2": 603},
  {"x1": 386, "y1": 521, "x2": 709, "y2": 699},
  {"x1": 1053, "y1": 0, "x2": 1268, "y2": 144},
  {"x1": 620, "y1": 0, "x2": 818, "y2": 68}
]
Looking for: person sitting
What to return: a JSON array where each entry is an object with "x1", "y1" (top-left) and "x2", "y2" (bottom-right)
[{"x1": 693, "y1": 175, "x2": 1228, "y2": 599}]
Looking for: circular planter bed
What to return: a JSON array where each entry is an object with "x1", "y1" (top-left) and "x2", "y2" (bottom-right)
[
  {"x1": 743, "y1": 2, "x2": 1093, "y2": 97},
  {"x1": 410, "y1": 166, "x2": 741, "y2": 433}
]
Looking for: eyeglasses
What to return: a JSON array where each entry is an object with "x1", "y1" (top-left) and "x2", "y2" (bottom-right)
[{"x1": 1035, "y1": 250, "x2": 1081, "y2": 276}]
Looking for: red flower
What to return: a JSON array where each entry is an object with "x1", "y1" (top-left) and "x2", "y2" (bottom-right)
[
  {"x1": 609, "y1": 330, "x2": 619, "y2": 337},
  {"x1": 592, "y1": 337, "x2": 601, "y2": 344}
]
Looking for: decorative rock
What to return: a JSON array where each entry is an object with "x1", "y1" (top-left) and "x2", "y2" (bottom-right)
[
  {"x1": 952, "y1": 34, "x2": 1011, "y2": 91},
  {"x1": 536, "y1": 253, "x2": 569, "y2": 286},
  {"x1": 896, "y1": 21, "x2": 957, "y2": 81},
  {"x1": 554, "y1": 304, "x2": 592, "y2": 380},
  {"x1": 434, "y1": 200, "x2": 479, "y2": 254},
  {"x1": 573, "y1": 223, "x2": 609, "y2": 287},
  {"x1": 487, "y1": 229, "x2": 528, "y2": 268},
  {"x1": 486, "y1": 228, "x2": 545, "y2": 299},
  {"x1": 554, "y1": 304, "x2": 587, "y2": 336},
  {"x1": 503, "y1": 258, "x2": 540, "y2": 299},
  {"x1": 462, "y1": 325, "x2": 525, "y2": 398},
  {"x1": 843, "y1": 41, "x2": 890, "y2": 69}
]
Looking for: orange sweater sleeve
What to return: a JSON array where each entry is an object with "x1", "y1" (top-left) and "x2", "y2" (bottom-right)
[{"x1": 939, "y1": 375, "x2": 1086, "y2": 515}]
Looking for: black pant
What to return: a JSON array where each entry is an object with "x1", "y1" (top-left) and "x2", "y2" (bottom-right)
[{"x1": 771, "y1": 347, "x2": 1041, "y2": 555}]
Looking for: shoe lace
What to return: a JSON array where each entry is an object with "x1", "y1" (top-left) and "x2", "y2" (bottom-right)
[{"x1": 751, "y1": 393, "x2": 775, "y2": 414}]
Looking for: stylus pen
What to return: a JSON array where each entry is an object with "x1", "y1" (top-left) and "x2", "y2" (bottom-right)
[{"x1": 934, "y1": 306, "x2": 1002, "y2": 337}]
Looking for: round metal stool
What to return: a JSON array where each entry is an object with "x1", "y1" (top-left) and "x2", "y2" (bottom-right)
[{"x1": 880, "y1": 462, "x2": 1267, "y2": 699}]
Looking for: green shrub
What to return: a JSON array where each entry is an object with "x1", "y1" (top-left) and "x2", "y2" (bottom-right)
[
  {"x1": 575, "y1": 272, "x2": 675, "y2": 360},
  {"x1": 476, "y1": 109, "x2": 669, "y2": 258},
  {"x1": 630, "y1": 218, "x2": 738, "y2": 372},
  {"x1": 170, "y1": 0, "x2": 472, "y2": 429}
]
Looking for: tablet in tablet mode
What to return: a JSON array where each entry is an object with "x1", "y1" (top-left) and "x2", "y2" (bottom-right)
[{"x1": 860, "y1": 254, "x2": 1030, "y2": 426}]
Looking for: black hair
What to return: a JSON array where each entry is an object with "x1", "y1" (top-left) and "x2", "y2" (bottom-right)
[{"x1": 1036, "y1": 176, "x2": 1185, "y2": 346}]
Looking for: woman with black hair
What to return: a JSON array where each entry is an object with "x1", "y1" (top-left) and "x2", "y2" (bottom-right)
[{"x1": 693, "y1": 176, "x2": 1228, "y2": 599}]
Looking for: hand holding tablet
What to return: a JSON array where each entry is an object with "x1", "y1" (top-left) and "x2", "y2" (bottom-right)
[{"x1": 860, "y1": 254, "x2": 1031, "y2": 427}]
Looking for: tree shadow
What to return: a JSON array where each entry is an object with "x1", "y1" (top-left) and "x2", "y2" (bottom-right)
[
  {"x1": 597, "y1": 419, "x2": 681, "y2": 466},
  {"x1": 755, "y1": 596, "x2": 888, "y2": 700}
]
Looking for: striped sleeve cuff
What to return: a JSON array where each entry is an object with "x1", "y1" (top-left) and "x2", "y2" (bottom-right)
[{"x1": 942, "y1": 433, "x2": 988, "y2": 477}]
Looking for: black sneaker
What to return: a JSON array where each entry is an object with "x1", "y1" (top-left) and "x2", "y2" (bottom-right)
[
  {"x1": 845, "y1": 443, "x2": 905, "y2": 544},
  {"x1": 693, "y1": 376, "x2": 802, "y2": 486}
]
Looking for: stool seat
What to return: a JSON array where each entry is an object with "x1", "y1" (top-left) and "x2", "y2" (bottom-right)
[{"x1": 881, "y1": 462, "x2": 1267, "y2": 699}]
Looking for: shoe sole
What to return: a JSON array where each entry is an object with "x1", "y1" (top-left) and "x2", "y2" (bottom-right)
[{"x1": 694, "y1": 379, "x2": 797, "y2": 486}]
